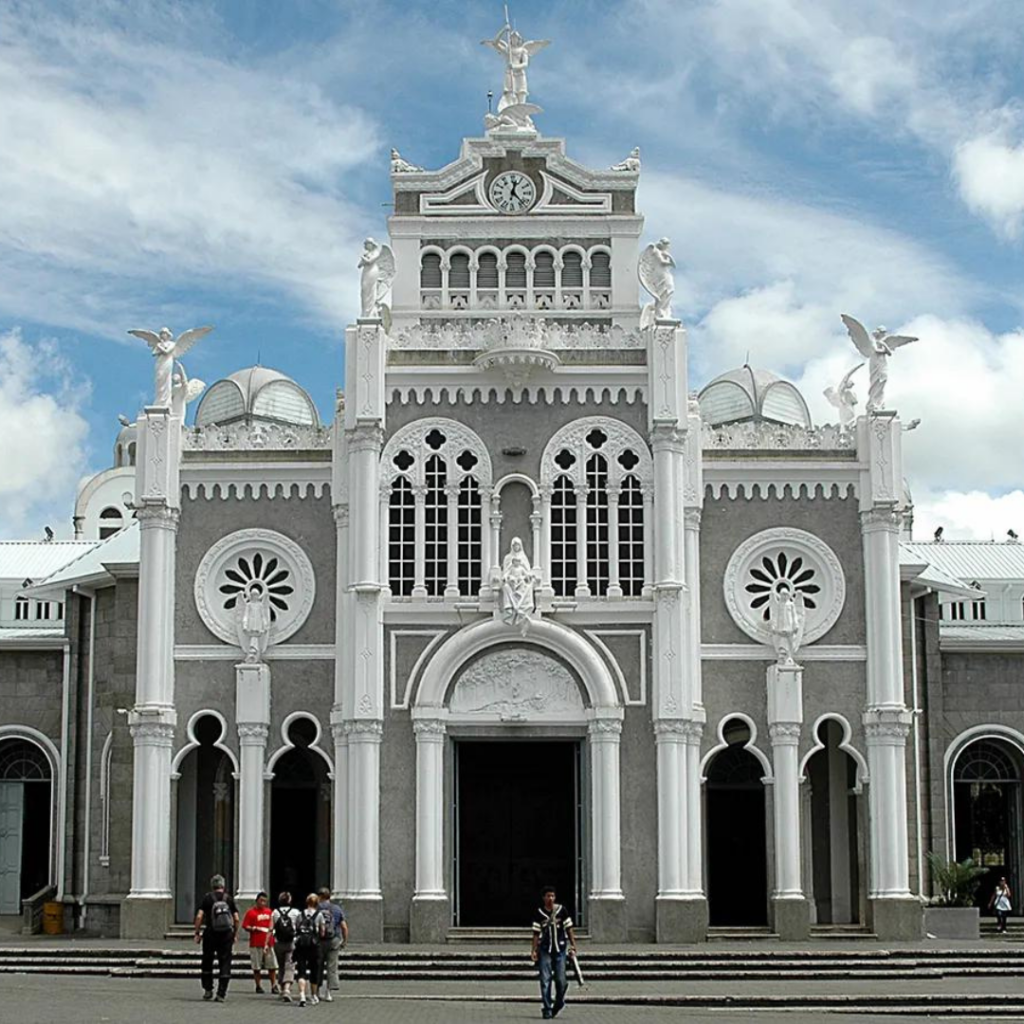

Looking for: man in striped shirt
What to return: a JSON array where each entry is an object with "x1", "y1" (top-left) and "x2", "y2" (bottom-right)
[{"x1": 530, "y1": 886, "x2": 576, "y2": 1019}]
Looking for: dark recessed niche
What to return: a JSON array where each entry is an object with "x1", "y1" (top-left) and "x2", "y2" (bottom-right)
[{"x1": 501, "y1": 446, "x2": 527, "y2": 457}]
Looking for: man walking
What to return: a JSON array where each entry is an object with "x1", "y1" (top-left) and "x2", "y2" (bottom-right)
[
  {"x1": 194, "y1": 874, "x2": 239, "y2": 1002},
  {"x1": 531, "y1": 886, "x2": 576, "y2": 1020},
  {"x1": 272, "y1": 891, "x2": 301, "y2": 1002},
  {"x1": 241, "y1": 890, "x2": 279, "y2": 994},
  {"x1": 316, "y1": 887, "x2": 349, "y2": 1001}
]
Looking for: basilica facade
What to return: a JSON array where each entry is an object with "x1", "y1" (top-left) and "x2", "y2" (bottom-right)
[{"x1": 5, "y1": 50, "x2": 1011, "y2": 944}]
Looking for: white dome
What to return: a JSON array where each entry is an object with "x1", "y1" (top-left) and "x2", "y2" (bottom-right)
[
  {"x1": 699, "y1": 365, "x2": 811, "y2": 428},
  {"x1": 194, "y1": 366, "x2": 320, "y2": 428}
]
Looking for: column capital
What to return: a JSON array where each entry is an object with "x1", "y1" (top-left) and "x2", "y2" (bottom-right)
[
  {"x1": 588, "y1": 718, "x2": 623, "y2": 738},
  {"x1": 237, "y1": 722, "x2": 269, "y2": 745},
  {"x1": 346, "y1": 423, "x2": 385, "y2": 453},
  {"x1": 860, "y1": 507, "x2": 901, "y2": 532},
  {"x1": 135, "y1": 505, "x2": 180, "y2": 530},
  {"x1": 343, "y1": 718, "x2": 384, "y2": 740},
  {"x1": 333, "y1": 503, "x2": 350, "y2": 527},
  {"x1": 413, "y1": 718, "x2": 447, "y2": 739},
  {"x1": 128, "y1": 716, "x2": 176, "y2": 746},
  {"x1": 863, "y1": 707, "x2": 912, "y2": 744},
  {"x1": 768, "y1": 721, "x2": 801, "y2": 744},
  {"x1": 683, "y1": 507, "x2": 702, "y2": 528}
]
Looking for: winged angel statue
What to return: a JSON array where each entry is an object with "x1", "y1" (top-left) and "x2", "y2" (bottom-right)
[
  {"x1": 823, "y1": 362, "x2": 863, "y2": 427},
  {"x1": 358, "y1": 237, "x2": 396, "y2": 332},
  {"x1": 128, "y1": 326, "x2": 213, "y2": 407},
  {"x1": 638, "y1": 238, "x2": 676, "y2": 329},
  {"x1": 840, "y1": 314, "x2": 918, "y2": 413},
  {"x1": 171, "y1": 361, "x2": 206, "y2": 420},
  {"x1": 481, "y1": 9, "x2": 550, "y2": 132}
]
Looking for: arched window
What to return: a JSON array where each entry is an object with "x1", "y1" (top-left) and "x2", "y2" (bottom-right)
[
  {"x1": 590, "y1": 250, "x2": 611, "y2": 308},
  {"x1": 534, "y1": 250, "x2": 555, "y2": 309},
  {"x1": 551, "y1": 476, "x2": 578, "y2": 597},
  {"x1": 14, "y1": 596, "x2": 29, "y2": 621},
  {"x1": 99, "y1": 506, "x2": 124, "y2": 540},
  {"x1": 381, "y1": 421, "x2": 492, "y2": 599},
  {"x1": 561, "y1": 250, "x2": 584, "y2": 309},
  {"x1": 388, "y1": 477, "x2": 415, "y2": 597},
  {"x1": 505, "y1": 250, "x2": 527, "y2": 308},
  {"x1": 128, "y1": 442, "x2": 137, "y2": 466},
  {"x1": 542, "y1": 418, "x2": 653, "y2": 599},
  {"x1": 449, "y1": 252, "x2": 471, "y2": 310},
  {"x1": 420, "y1": 252, "x2": 442, "y2": 289}
]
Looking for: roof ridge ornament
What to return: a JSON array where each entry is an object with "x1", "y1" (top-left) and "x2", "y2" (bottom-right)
[{"x1": 481, "y1": 5, "x2": 550, "y2": 136}]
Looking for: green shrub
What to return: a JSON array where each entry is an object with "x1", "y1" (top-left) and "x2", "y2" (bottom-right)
[{"x1": 926, "y1": 851, "x2": 987, "y2": 907}]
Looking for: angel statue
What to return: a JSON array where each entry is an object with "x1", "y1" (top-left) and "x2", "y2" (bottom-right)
[
  {"x1": 638, "y1": 238, "x2": 676, "y2": 329},
  {"x1": 769, "y1": 582, "x2": 806, "y2": 665},
  {"x1": 823, "y1": 362, "x2": 864, "y2": 427},
  {"x1": 611, "y1": 147, "x2": 641, "y2": 172},
  {"x1": 498, "y1": 536, "x2": 541, "y2": 634},
  {"x1": 170, "y1": 360, "x2": 206, "y2": 421},
  {"x1": 482, "y1": 10, "x2": 549, "y2": 131},
  {"x1": 235, "y1": 579, "x2": 271, "y2": 664},
  {"x1": 390, "y1": 148, "x2": 423, "y2": 174},
  {"x1": 358, "y1": 237, "x2": 396, "y2": 331},
  {"x1": 128, "y1": 325, "x2": 213, "y2": 407},
  {"x1": 841, "y1": 314, "x2": 918, "y2": 413}
]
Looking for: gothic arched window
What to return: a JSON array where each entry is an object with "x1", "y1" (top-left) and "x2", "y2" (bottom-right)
[
  {"x1": 388, "y1": 476, "x2": 415, "y2": 597},
  {"x1": 551, "y1": 475, "x2": 578, "y2": 597}
]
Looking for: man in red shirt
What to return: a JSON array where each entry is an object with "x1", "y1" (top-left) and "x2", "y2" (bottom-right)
[{"x1": 241, "y1": 891, "x2": 279, "y2": 994}]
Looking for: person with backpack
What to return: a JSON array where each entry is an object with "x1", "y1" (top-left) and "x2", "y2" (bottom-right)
[
  {"x1": 241, "y1": 890, "x2": 279, "y2": 994},
  {"x1": 292, "y1": 892, "x2": 327, "y2": 1008},
  {"x1": 272, "y1": 891, "x2": 301, "y2": 1002},
  {"x1": 193, "y1": 874, "x2": 239, "y2": 1002},
  {"x1": 316, "y1": 887, "x2": 349, "y2": 1002}
]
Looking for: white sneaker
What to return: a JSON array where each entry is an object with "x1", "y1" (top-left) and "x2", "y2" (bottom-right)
[
  {"x1": 299, "y1": 997, "x2": 306, "y2": 1007},
  {"x1": 324, "y1": 989, "x2": 333, "y2": 1002},
  {"x1": 311, "y1": 995, "x2": 319, "y2": 1005}
]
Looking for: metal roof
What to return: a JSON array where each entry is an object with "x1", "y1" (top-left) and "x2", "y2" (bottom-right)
[
  {"x1": 940, "y1": 623, "x2": 1024, "y2": 649},
  {"x1": 0, "y1": 540, "x2": 98, "y2": 582},
  {"x1": 31, "y1": 521, "x2": 140, "y2": 594},
  {"x1": 0, "y1": 626, "x2": 66, "y2": 647},
  {"x1": 900, "y1": 540, "x2": 1024, "y2": 582}
]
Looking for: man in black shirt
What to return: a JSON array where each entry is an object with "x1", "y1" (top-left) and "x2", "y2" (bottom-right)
[
  {"x1": 531, "y1": 885, "x2": 576, "y2": 1019},
  {"x1": 193, "y1": 874, "x2": 239, "y2": 1002}
]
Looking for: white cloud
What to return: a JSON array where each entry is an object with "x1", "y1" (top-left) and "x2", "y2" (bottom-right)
[
  {"x1": 0, "y1": 4, "x2": 381, "y2": 335},
  {"x1": 0, "y1": 330, "x2": 89, "y2": 539},
  {"x1": 911, "y1": 490, "x2": 1024, "y2": 543},
  {"x1": 954, "y1": 133, "x2": 1024, "y2": 239}
]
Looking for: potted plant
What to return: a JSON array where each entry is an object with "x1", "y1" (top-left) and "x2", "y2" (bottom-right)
[{"x1": 924, "y1": 852, "x2": 987, "y2": 939}]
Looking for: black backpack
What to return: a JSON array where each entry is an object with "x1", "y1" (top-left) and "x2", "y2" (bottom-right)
[
  {"x1": 209, "y1": 895, "x2": 233, "y2": 933},
  {"x1": 274, "y1": 909, "x2": 296, "y2": 944},
  {"x1": 294, "y1": 909, "x2": 318, "y2": 949}
]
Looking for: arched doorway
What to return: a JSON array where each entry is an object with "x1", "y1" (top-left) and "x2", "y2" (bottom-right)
[
  {"x1": 953, "y1": 738, "x2": 1023, "y2": 913},
  {"x1": 0, "y1": 739, "x2": 53, "y2": 914},
  {"x1": 706, "y1": 721, "x2": 768, "y2": 926},
  {"x1": 269, "y1": 718, "x2": 330, "y2": 903},
  {"x1": 805, "y1": 719, "x2": 861, "y2": 924},
  {"x1": 174, "y1": 716, "x2": 235, "y2": 923}
]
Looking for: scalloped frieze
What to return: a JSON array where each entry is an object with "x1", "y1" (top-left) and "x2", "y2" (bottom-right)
[{"x1": 702, "y1": 421, "x2": 855, "y2": 451}]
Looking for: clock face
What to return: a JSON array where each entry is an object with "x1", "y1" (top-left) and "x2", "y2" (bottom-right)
[{"x1": 489, "y1": 171, "x2": 536, "y2": 214}]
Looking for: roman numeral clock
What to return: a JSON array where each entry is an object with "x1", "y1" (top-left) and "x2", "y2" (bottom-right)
[{"x1": 489, "y1": 170, "x2": 536, "y2": 214}]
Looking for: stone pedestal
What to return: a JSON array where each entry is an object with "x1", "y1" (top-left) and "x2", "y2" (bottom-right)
[
  {"x1": 772, "y1": 896, "x2": 810, "y2": 940},
  {"x1": 343, "y1": 896, "x2": 384, "y2": 944},
  {"x1": 410, "y1": 896, "x2": 450, "y2": 944},
  {"x1": 588, "y1": 895, "x2": 627, "y2": 943},
  {"x1": 120, "y1": 895, "x2": 172, "y2": 939},
  {"x1": 871, "y1": 897, "x2": 924, "y2": 940},
  {"x1": 656, "y1": 896, "x2": 708, "y2": 943}
]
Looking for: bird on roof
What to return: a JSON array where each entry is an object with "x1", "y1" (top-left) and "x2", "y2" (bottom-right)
[
  {"x1": 1008, "y1": 530, "x2": 1019, "y2": 542},
  {"x1": 934, "y1": 526, "x2": 944, "y2": 542}
]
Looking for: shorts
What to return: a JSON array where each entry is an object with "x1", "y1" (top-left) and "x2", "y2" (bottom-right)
[{"x1": 249, "y1": 945, "x2": 278, "y2": 972}]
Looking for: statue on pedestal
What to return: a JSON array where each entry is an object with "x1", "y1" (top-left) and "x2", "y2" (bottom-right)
[
  {"x1": 769, "y1": 582, "x2": 806, "y2": 665},
  {"x1": 236, "y1": 580, "x2": 271, "y2": 664},
  {"x1": 841, "y1": 314, "x2": 918, "y2": 413},
  {"x1": 823, "y1": 362, "x2": 863, "y2": 427},
  {"x1": 170, "y1": 360, "x2": 206, "y2": 421},
  {"x1": 610, "y1": 147, "x2": 641, "y2": 172},
  {"x1": 128, "y1": 325, "x2": 213, "y2": 407},
  {"x1": 358, "y1": 237, "x2": 396, "y2": 331},
  {"x1": 638, "y1": 238, "x2": 676, "y2": 329},
  {"x1": 481, "y1": 9, "x2": 549, "y2": 132},
  {"x1": 498, "y1": 536, "x2": 540, "y2": 633},
  {"x1": 390, "y1": 148, "x2": 423, "y2": 174}
]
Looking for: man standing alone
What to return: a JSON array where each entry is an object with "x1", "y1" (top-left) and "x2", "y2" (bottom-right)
[
  {"x1": 531, "y1": 886, "x2": 576, "y2": 1020},
  {"x1": 194, "y1": 874, "x2": 239, "y2": 1002}
]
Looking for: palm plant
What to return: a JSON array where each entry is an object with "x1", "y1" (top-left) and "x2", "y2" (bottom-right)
[{"x1": 926, "y1": 851, "x2": 988, "y2": 907}]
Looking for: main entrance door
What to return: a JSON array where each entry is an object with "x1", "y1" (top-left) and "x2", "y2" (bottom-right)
[
  {"x1": 455, "y1": 741, "x2": 581, "y2": 927},
  {"x1": 0, "y1": 740, "x2": 52, "y2": 914}
]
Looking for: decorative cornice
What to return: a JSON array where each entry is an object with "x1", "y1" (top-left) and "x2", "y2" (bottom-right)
[
  {"x1": 183, "y1": 422, "x2": 331, "y2": 452},
  {"x1": 391, "y1": 319, "x2": 644, "y2": 352},
  {"x1": 703, "y1": 421, "x2": 855, "y2": 451}
]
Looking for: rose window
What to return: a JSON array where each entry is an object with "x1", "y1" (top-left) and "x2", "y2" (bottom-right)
[
  {"x1": 219, "y1": 552, "x2": 293, "y2": 621},
  {"x1": 745, "y1": 552, "x2": 821, "y2": 621},
  {"x1": 195, "y1": 528, "x2": 315, "y2": 648},
  {"x1": 724, "y1": 528, "x2": 845, "y2": 647}
]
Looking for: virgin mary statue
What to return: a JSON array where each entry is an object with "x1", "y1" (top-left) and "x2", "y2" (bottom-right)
[{"x1": 500, "y1": 537, "x2": 539, "y2": 631}]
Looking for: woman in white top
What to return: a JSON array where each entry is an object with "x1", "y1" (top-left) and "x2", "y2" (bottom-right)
[{"x1": 992, "y1": 877, "x2": 1013, "y2": 933}]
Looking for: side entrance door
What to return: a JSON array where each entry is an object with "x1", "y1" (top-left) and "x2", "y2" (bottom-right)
[{"x1": 0, "y1": 782, "x2": 24, "y2": 913}]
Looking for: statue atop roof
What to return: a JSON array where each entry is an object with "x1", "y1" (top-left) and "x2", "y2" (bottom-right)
[{"x1": 482, "y1": 5, "x2": 550, "y2": 134}]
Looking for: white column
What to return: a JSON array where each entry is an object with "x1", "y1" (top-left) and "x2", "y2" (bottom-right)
[
  {"x1": 377, "y1": 488, "x2": 390, "y2": 594},
  {"x1": 606, "y1": 490, "x2": 622, "y2": 598},
  {"x1": 650, "y1": 427, "x2": 679, "y2": 585},
  {"x1": 769, "y1": 721, "x2": 803, "y2": 899},
  {"x1": 530, "y1": 494, "x2": 542, "y2": 577},
  {"x1": 538, "y1": 486, "x2": 553, "y2": 595},
  {"x1": 682, "y1": 508, "x2": 703, "y2": 716},
  {"x1": 489, "y1": 491, "x2": 502, "y2": 578},
  {"x1": 589, "y1": 715, "x2": 624, "y2": 899},
  {"x1": 127, "y1": 716, "x2": 175, "y2": 898},
  {"x1": 346, "y1": 720, "x2": 383, "y2": 898},
  {"x1": 412, "y1": 486, "x2": 427, "y2": 598},
  {"x1": 655, "y1": 721, "x2": 687, "y2": 898},
  {"x1": 641, "y1": 488, "x2": 654, "y2": 598},
  {"x1": 574, "y1": 486, "x2": 591, "y2": 597},
  {"x1": 413, "y1": 716, "x2": 447, "y2": 900},
  {"x1": 684, "y1": 723, "x2": 704, "y2": 894},
  {"x1": 236, "y1": 722, "x2": 269, "y2": 899},
  {"x1": 134, "y1": 507, "x2": 177, "y2": 708},
  {"x1": 330, "y1": 720, "x2": 349, "y2": 895},
  {"x1": 444, "y1": 485, "x2": 460, "y2": 599},
  {"x1": 347, "y1": 425, "x2": 383, "y2": 588}
]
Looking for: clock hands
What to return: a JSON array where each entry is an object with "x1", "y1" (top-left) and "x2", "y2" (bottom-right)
[{"x1": 508, "y1": 177, "x2": 521, "y2": 202}]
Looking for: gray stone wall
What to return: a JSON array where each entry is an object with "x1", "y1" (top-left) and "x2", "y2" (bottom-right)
[
  {"x1": 620, "y1": 702, "x2": 657, "y2": 941},
  {"x1": 381, "y1": 701, "x2": 416, "y2": 942},
  {"x1": 0, "y1": 648, "x2": 65, "y2": 745},
  {"x1": 699, "y1": 492, "x2": 865, "y2": 646},
  {"x1": 175, "y1": 492, "x2": 336, "y2": 646}
]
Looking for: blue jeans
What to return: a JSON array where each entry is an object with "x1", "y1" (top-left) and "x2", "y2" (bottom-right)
[{"x1": 538, "y1": 948, "x2": 567, "y2": 1017}]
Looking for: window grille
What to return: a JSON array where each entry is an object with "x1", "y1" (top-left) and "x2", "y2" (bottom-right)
[
  {"x1": 551, "y1": 475, "x2": 578, "y2": 597},
  {"x1": 619, "y1": 475, "x2": 644, "y2": 596},
  {"x1": 590, "y1": 251, "x2": 611, "y2": 287},
  {"x1": 534, "y1": 251, "x2": 556, "y2": 288},
  {"x1": 562, "y1": 252, "x2": 583, "y2": 288},
  {"x1": 420, "y1": 252, "x2": 442, "y2": 289},
  {"x1": 449, "y1": 253, "x2": 471, "y2": 289},
  {"x1": 424, "y1": 454, "x2": 448, "y2": 597},
  {"x1": 457, "y1": 477, "x2": 482, "y2": 596},
  {"x1": 586, "y1": 454, "x2": 609, "y2": 595},
  {"x1": 506, "y1": 251, "x2": 527, "y2": 289},
  {"x1": 388, "y1": 477, "x2": 415, "y2": 596}
]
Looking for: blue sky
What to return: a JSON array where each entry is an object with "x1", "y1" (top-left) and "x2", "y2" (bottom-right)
[{"x1": 2, "y1": 0, "x2": 1024, "y2": 538}]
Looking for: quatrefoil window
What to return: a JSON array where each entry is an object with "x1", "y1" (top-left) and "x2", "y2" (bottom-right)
[
  {"x1": 219, "y1": 552, "x2": 293, "y2": 621},
  {"x1": 744, "y1": 552, "x2": 821, "y2": 621}
]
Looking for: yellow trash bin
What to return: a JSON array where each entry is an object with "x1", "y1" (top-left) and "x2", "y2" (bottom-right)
[{"x1": 41, "y1": 901, "x2": 64, "y2": 935}]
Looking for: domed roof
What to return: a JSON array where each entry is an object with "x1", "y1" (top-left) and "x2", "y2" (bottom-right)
[
  {"x1": 113, "y1": 418, "x2": 138, "y2": 468},
  {"x1": 698, "y1": 365, "x2": 812, "y2": 428},
  {"x1": 194, "y1": 366, "x2": 320, "y2": 429}
]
